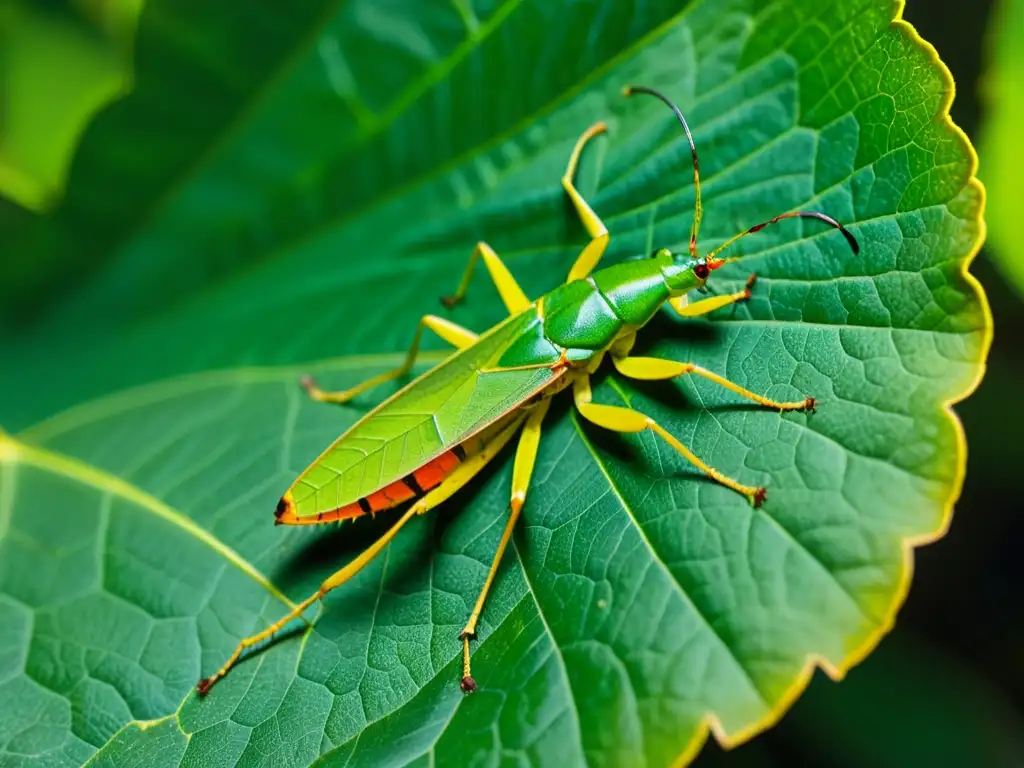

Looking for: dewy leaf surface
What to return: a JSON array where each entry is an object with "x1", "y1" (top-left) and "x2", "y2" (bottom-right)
[{"x1": 0, "y1": 0, "x2": 989, "y2": 766}]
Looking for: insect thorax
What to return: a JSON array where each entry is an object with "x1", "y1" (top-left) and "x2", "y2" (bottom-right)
[{"x1": 495, "y1": 256, "x2": 685, "y2": 370}]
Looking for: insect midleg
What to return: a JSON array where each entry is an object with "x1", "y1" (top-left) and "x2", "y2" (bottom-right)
[
  {"x1": 441, "y1": 241, "x2": 530, "y2": 314},
  {"x1": 611, "y1": 355, "x2": 814, "y2": 412},
  {"x1": 197, "y1": 413, "x2": 527, "y2": 696},
  {"x1": 563, "y1": 122, "x2": 611, "y2": 282},
  {"x1": 458, "y1": 397, "x2": 551, "y2": 694},
  {"x1": 571, "y1": 375, "x2": 767, "y2": 507},
  {"x1": 301, "y1": 314, "x2": 478, "y2": 404},
  {"x1": 670, "y1": 274, "x2": 757, "y2": 316}
]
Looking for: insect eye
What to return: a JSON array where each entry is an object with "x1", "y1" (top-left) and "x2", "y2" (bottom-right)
[{"x1": 693, "y1": 263, "x2": 710, "y2": 280}]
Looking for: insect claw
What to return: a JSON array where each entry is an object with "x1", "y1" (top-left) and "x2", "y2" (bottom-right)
[
  {"x1": 299, "y1": 375, "x2": 316, "y2": 393},
  {"x1": 458, "y1": 629, "x2": 476, "y2": 641},
  {"x1": 734, "y1": 273, "x2": 758, "y2": 301},
  {"x1": 803, "y1": 397, "x2": 817, "y2": 413},
  {"x1": 196, "y1": 678, "x2": 212, "y2": 697},
  {"x1": 752, "y1": 488, "x2": 768, "y2": 508},
  {"x1": 440, "y1": 295, "x2": 460, "y2": 309},
  {"x1": 461, "y1": 676, "x2": 477, "y2": 694}
]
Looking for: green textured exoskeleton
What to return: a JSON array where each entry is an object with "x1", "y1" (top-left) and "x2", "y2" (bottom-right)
[{"x1": 197, "y1": 85, "x2": 859, "y2": 697}]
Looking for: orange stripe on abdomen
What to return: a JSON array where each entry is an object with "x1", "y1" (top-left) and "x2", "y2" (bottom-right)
[
  {"x1": 412, "y1": 450, "x2": 460, "y2": 492},
  {"x1": 275, "y1": 448, "x2": 465, "y2": 526}
]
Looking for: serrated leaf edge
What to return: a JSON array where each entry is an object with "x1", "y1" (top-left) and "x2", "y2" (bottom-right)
[
  {"x1": 663, "y1": 5, "x2": 994, "y2": 766},
  {"x1": 7, "y1": 1, "x2": 995, "y2": 762}
]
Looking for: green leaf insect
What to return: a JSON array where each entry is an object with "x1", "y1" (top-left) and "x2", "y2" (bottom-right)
[{"x1": 196, "y1": 86, "x2": 859, "y2": 698}]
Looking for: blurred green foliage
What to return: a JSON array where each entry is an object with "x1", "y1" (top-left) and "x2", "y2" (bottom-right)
[
  {"x1": 978, "y1": 0, "x2": 1024, "y2": 296},
  {"x1": 0, "y1": 0, "x2": 139, "y2": 212}
]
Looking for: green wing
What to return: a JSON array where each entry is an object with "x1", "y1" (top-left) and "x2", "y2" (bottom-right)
[{"x1": 289, "y1": 306, "x2": 559, "y2": 519}]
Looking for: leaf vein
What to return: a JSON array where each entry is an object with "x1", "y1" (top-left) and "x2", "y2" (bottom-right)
[
  {"x1": 0, "y1": 435, "x2": 296, "y2": 612},
  {"x1": 568, "y1": 410, "x2": 773, "y2": 708}
]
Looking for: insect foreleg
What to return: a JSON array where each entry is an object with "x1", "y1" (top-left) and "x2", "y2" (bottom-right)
[
  {"x1": 441, "y1": 241, "x2": 530, "y2": 313},
  {"x1": 670, "y1": 274, "x2": 756, "y2": 316},
  {"x1": 458, "y1": 397, "x2": 551, "y2": 694},
  {"x1": 564, "y1": 122, "x2": 611, "y2": 282},
  {"x1": 611, "y1": 356, "x2": 814, "y2": 412},
  {"x1": 302, "y1": 315, "x2": 478, "y2": 405},
  {"x1": 572, "y1": 375, "x2": 767, "y2": 507}
]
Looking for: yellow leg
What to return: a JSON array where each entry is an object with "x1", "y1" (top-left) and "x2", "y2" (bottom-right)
[
  {"x1": 459, "y1": 398, "x2": 551, "y2": 694},
  {"x1": 611, "y1": 354, "x2": 814, "y2": 412},
  {"x1": 441, "y1": 241, "x2": 530, "y2": 314},
  {"x1": 564, "y1": 122, "x2": 611, "y2": 282},
  {"x1": 301, "y1": 315, "x2": 478, "y2": 404},
  {"x1": 197, "y1": 413, "x2": 526, "y2": 697},
  {"x1": 572, "y1": 376, "x2": 767, "y2": 507},
  {"x1": 670, "y1": 274, "x2": 756, "y2": 316}
]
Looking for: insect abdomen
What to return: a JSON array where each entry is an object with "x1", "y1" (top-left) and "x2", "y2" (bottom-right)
[{"x1": 274, "y1": 445, "x2": 467, "y2": 526}]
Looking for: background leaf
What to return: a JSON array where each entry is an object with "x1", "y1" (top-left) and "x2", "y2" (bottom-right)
[
  {"x1": 0, "y1": 0, "x2": 989, "y2": 766},
  {"x1": 977, "y1": 0, "x2": 1024, "y2": 296},
  {"x1": 0, "y1": 0, "x2": 139, "y2": 212}
]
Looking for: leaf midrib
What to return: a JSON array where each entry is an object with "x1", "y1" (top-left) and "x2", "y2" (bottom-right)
[
  {"x1": 568, "y1": 407, "x2": 772, "y2": 709},
  {"x1": 109, "y1": 0, "x2": 348, "y2": 267},
  {"x1": 107, "y1": 2, "x2": 704, "y2": 330},
  {"x1": 98, "y1": 0, "x2": 522, "y2": 285}
]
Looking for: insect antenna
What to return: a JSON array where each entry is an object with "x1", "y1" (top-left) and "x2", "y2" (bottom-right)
[
  {"x1": 703, "y1": 211, "x2": 859, "y2": 267},
  {"x1": 624, "y1": 85, "x2": 703, "y2": 259}
]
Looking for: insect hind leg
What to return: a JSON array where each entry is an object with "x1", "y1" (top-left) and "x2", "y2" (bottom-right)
[
  {"x1": 197, "y1": 414, "x2": 526, "y2": 697},
  {"x1": 458, "y1": 398, "x2": 551, "y2": 693},
  {"x1": 197, "y1": 503, "x2": 422, "y2": 696}
]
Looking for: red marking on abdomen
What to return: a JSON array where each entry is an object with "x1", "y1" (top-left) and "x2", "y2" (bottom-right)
[{"x1": 275, "y1": 448, "x2": 465, "y2": 526}]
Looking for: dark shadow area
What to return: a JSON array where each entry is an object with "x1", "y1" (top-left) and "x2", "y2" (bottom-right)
[
  {"x1": 274, "y1": 513, "x2": 403, "y2": 594},
  {"x1": 639, "y1": 301, "x2": 722, "y2": 349}
]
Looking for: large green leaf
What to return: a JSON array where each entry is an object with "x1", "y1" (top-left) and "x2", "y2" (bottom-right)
[
  {"x1": 0, "y1": 0, "x2": 989, "y2": 766},
  {"x1": 978, "y1": 0, "x2": 1024, "y2": 296}
]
